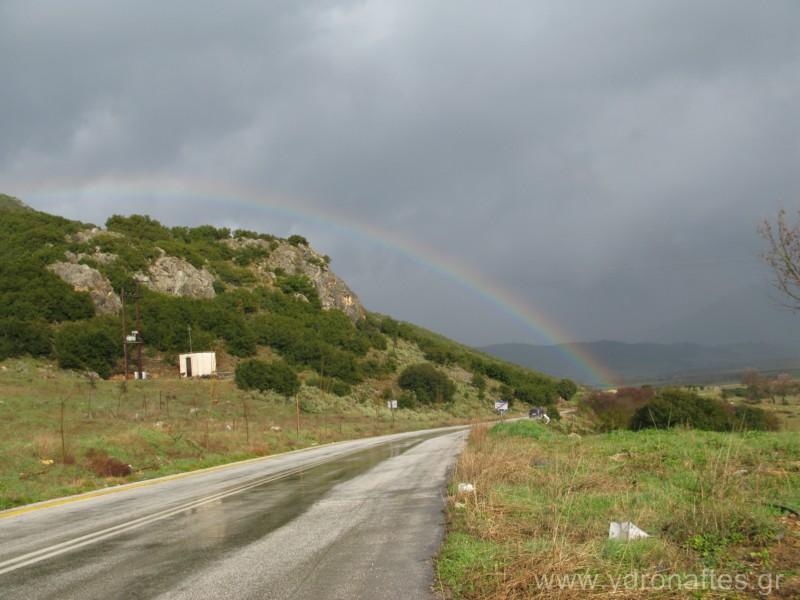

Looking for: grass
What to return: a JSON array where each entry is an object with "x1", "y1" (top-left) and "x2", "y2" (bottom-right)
[
  {"x1": 437, "y1": 421, "x2": 800, "y2": 599},
  {"x1": 0, "y1": 357, "x2": 512, "y2": 510}
]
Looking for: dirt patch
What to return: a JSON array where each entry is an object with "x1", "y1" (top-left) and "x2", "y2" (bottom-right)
[{"x1": 85, "y1": 449, "x2": 133, "y2": 477}]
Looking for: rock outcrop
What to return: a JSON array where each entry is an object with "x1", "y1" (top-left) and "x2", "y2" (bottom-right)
[
  {"x1": 51, "y1": 231, "x2": 364, "y2": 319},
  {"x1": 265, "y1": 241, "x2": 366, "y2": 321},
  {"x1": 47, "y1": 262, "x2": 122, "y2": 314},
  {"x1": 64, "y1": 250, "x2": 118, "y2": 266},
  {"x1": 69, "y1": 227, "x2": 122, "y2": 245},
  {"x1": 135, "y1": 255, "x2": 216, "y2": 300}
]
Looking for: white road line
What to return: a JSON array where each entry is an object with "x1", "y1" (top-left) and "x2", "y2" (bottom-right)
[{"x1": 0, "y1": 449, "x2": 362, "y2": 576}]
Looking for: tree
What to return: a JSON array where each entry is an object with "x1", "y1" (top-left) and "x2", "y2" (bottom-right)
[
  {"x1": 288, "y1": 234, "x2": 308, "y2": 247},
  {"x1": 742, "y1": 368, "x2": 768, "y2": 403},
  {"x1": 556, "y1": 378, "x2": 578, "y2": 400},
  {"x1": 0, "y1": 318, "x2": 51, "y2": 360},
  {"x1": 472, "y1": 372, "x2": 487, "y2": 401},
  {"x1": 760, "y1": 209, "x2": 800, "y2": 309},
  {"x1": 398, "y1": 363, "x2": 455, "y2": 405},
  {"x1": 771, "y1": 373, "x2": 795, "y2": 405},
  {"x1": 235, "y1": 359, "x2": 300, "y2": 398},
  {"x1": 54, "y1": 318, "x2": 121, "y2": 379}
]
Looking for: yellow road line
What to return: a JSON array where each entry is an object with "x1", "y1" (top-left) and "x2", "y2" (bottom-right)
[
  {"x1": 0, "y1": 450, "x2": 360, "y2": 576},
  {"x1": 0, "y1": 439, "x2": 348, "y2": 520},
  {"x1": 0, "y1": 423, "x2": 471, "y2": 520}
]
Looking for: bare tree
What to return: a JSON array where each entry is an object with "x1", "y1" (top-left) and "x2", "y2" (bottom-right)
[
  {"x1": 772, "y1": 373, "x2": 794, "y2": 405},
  {"x1": 760, "y1": 209, "x2": 800, "y2": 309},
  {"x1": 742, "y1": 368, "x2": 767, "y2": 403}
]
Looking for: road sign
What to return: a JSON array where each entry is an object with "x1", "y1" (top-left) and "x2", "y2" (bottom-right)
[
  {"x1": 387, "y1": 400, "x2": 398, "y2": 409},
  {"x1": 494, "y1": 400, "x2": 509, "y2": 412}
]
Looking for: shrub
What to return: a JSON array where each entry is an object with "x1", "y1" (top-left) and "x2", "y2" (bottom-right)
[
  {"x1": 235, "y1": 359, "x2": 300, "y2": 397},
  {"x1": 288, "y1": 235, "x2": 308, "y2": 247},
  {"x1": 629, "y1": 389, "x2": 776, "y2": 432},
  {"x1": 513, "y1": 382, "x2": 556, "y2": 406},
  {"x1": 276, "y1": 274, "x2": 320, "y2": 307},
  {"x1": 54, "y1": 318, "x2": 121, "y2": 378},
  {"x1": 397, "y1": 390, "x2": 418, "y2": 409},
  {"x1": 106, "y1": 214, "x2": 171, "y2": 241},
  {"x1": 472, "y1": 372, "x2": 487, "y2": 400},
  {"x1": 731, "y1": 405, "x2": 780, "y2": 432},
  {"x1": 308, "y1": 376, "x2": 352, "y2": 397},
  {"x1": 398, "y1": 363, "x2": 455, "y2": 404},
  {"x1": 584, "y1": 387, "x2": 654, "y2": 431},
  {"x1": 556, "y1": 378, "x2": 578, "y2": 400},
  {"x1": 0, "y1": 262, "x2": 95, "y2": 323},
  {"x1": 0, "y1": 318, "x2": 52, "y2": 360}
]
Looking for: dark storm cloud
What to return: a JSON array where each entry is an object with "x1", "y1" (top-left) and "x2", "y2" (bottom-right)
[{"x1": 2, "y1": 0, "x2": 800, "y2": 345}]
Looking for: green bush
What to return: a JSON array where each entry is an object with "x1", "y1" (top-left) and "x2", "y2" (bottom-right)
[
  {"x1": 556, "y1": 378, "x2": 578, "y2": 400},
  {"x1": 630, "y1": 389, "x2": 777, "y2": 432},
  {"x1": 308, "y1": 376, "x2": 352, "y2": 397},
  {"x1": 288, "y1": 235, "x2": 308, "y2": 247},
  {"x1": 276, "y1": 274, "x2": 320, "y2": 308},
  {"x1": 0, "y1": 318, "x2": 52, "y2": 360},
  {"x1": 398, "y1": 363, "x2": 455, "y2": 404},
  {"x1": 106, "y1": 214, "x2": 172, "y2": 241},
  {"x1": 0, "y1": 263, "x2": 95, "y2": 323},
  {"x1": 731, "y1": 405, "x2": 780, "y2": 432},
  {"x1": 54, "y1": 318, "x2": 122, "y2": 378},
  {"x1": 631, "y1": 390, "x2": 730, "y2": 431},
  {"x1": 235, "y1": 359, "x2": 300, "y2": 397}
]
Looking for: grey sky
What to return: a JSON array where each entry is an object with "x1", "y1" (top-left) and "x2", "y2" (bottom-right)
[{"x1": 2, "y1": 0, "x2": 800, "y2": 347}]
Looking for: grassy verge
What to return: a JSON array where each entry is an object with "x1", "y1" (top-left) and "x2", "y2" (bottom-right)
[
  {"x1": 437, "y1": 421, "x2": 799, "y2": 599},
  {"x1": 0, "y1": 358, "x2": 508, "y2": 510}
]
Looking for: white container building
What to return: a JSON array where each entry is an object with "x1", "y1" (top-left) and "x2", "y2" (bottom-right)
[{"x1": 179, "y1": 352, "x2": 217, "y2": 378}]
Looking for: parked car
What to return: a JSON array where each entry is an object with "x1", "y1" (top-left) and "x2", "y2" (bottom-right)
[{"x1": 529, "y1": 407, "x2": 551, "y2": 424}]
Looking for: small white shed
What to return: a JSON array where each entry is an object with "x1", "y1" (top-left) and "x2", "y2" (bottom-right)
[{"x1": 179, "y1": 352, "x2": 217, "y2": 378}]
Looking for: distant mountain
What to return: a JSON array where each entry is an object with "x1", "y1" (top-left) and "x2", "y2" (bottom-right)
[{"x1": 479, "y1": 340, "x2": 800, "y2": 387}]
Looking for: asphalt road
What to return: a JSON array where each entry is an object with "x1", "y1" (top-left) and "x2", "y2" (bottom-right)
[{"x1": 0, "y1": 426, "x2": 469, "y2": 600}]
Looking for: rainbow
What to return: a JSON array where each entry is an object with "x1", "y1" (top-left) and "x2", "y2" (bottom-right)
[{"x1": 15, "y1": 176, "x2": 616, "y2": 387}]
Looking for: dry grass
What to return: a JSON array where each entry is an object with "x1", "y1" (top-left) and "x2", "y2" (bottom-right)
[
  {"x1": 0, "y1": 357, "x2": 507, "y2": 510},
  {"x1": 437, "y1": 422, "x2": 799, "y2": 599}
]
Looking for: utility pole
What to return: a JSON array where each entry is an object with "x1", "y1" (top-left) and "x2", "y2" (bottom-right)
[
  {"x1": 121, "y1": 289, "x2": 129, "y2": 380},
  {"x1": 188, "y1": 325, "x2": 193, "y2": 354},
  {"x1": 135, "y1": 285, "x2": 144, "y2": 379}
]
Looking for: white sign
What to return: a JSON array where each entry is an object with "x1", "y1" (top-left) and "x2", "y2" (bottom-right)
[
  {"x1": 387, "y1": 400, "x2": 398, "y2": 409},
  {"x1": 494, "y1": 400, "x2": 509, "y2": 412}
]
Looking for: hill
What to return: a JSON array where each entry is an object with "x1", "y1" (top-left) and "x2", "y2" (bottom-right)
[
  {"x1": 480, "y1": 340, "x2": 800, "y2": 386},
  {"x1": 0, "y1": 197, "x2": 572, "y2": 410}
]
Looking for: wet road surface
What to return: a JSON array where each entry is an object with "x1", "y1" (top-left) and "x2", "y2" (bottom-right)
[{"x1": 0, "y1": 426, "x2": 468, "y2": 599}]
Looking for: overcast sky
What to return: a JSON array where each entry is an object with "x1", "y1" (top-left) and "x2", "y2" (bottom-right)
[{"x1": 2, "y1": 1, "x2": 800, "y2": 347}]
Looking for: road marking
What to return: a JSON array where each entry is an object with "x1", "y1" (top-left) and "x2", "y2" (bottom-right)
[
  {"x1": 0, "y1": 424, "x2": 470, "y2": 522},
  {"x1": 0, "y1": 449, "x2": 362, "y2": 576}
]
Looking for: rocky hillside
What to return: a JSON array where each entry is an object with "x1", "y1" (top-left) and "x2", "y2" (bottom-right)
[
  {"x1": 45, "y1": 222, "x2": 364, "y2": 322},
  {"x1": 0, "y1": 195, "x2": 573, "y2": 413}
]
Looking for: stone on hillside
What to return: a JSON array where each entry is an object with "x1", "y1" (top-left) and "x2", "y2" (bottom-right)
[
  {"x1": 47, "y1": 262, "x2": 122, "y2": 314},
  {"x1": 64, "y1": 250, "x2": 118, "y2": 266},
  {"x1": 69, "y1": 227, "x2": 122, "y2": 244},
  {"x1": 265, "y1": 242, "x2": 366, "y2": 321},
  {"x1": 135, "y1": 255, "x2": 216, "y2": 299}
]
